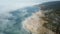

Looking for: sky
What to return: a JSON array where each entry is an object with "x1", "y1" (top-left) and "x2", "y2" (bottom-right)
[{"x1": 0, "y1": 0, "x2": 59, "y2": 13}]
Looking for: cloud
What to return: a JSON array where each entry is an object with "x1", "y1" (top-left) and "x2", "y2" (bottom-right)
[{"x1": 0, "y1": 0, "x2": 38, "y2": 13}]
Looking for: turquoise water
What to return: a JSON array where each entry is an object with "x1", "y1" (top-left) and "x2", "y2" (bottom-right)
[{"x1": 0, "y1": 6, "x2": 39, "y2": 34}]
